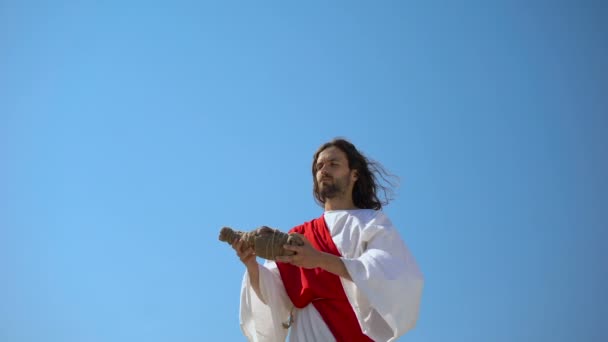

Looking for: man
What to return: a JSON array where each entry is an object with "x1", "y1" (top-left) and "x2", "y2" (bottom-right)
[{"x1": 232, "y1": 138, "x2": 424, "y2": 342}]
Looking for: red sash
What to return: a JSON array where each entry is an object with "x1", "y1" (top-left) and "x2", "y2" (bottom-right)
[{"x1": 276, "y1": 216, "x2": 373, "y2": 342}]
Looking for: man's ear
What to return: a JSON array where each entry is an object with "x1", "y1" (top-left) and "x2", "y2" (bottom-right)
[{"x1": 351, "y1": 169, "x2": 359, "y2": 182}]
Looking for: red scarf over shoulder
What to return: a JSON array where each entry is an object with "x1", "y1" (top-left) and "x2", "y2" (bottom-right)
[{"x1": 276, "y1": 216, "x2": 373, "y2": 342}]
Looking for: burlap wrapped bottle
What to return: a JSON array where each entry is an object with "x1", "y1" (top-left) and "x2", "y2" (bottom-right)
[{"x1": 218, "y1": 226, "x2": 304, "y2": 261}]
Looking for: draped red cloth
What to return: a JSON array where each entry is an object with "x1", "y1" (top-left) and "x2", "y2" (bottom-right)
[{"x1": 276, "y1": 216, "x2": 373, "y2": 342}]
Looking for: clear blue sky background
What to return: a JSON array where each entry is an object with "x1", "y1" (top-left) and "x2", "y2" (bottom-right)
[{"x1": 1, "y1": 1, "x2": 606, "y2": 341}]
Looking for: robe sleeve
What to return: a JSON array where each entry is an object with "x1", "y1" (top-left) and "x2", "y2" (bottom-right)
[
  {"x1": 240, "y1": 260, "x2": 292, "y2": 342},
  {"x1": 340, "y1": 215, "x2": 424, "y2": 342}
]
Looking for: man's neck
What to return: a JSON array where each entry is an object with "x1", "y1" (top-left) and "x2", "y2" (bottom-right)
[{"x1": 324, "y1": 198, "x2": 358, "y2": 211}]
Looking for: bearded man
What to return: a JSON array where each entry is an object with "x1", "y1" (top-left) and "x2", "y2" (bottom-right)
[{"x1": 232, "y1": 138, "x2": 424, "y2": 342}]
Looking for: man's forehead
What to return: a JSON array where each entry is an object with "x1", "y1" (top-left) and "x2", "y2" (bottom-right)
[{"x1": 317, "y1": 146, "x2": 346, "y2": 162}]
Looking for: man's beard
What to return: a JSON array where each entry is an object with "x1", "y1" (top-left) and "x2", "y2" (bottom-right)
[{"x1": 319, "y1": 177, "x2": 348, "y2": 200}]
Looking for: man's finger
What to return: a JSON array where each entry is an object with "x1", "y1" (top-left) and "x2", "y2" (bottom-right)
[
  {"x1": 240, "y1": 249, "x2": 252, "y2": 260},
  {"x1": 290, "y1": 233, "x2": 309, "y2": 245},
  {"x1": 283, "y1": 245, "x2": 302, "y2": 252},
  {"x1": 231, "y1": 238, "x2": 241, "y2": 249}
]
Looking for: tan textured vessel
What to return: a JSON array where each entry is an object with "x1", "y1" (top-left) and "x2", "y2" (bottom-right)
[{"x1": 219, "y1": 226, "x2": 304, "y2": 261}]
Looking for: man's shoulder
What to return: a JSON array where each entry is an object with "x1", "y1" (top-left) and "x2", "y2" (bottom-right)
[
  {"x1": 291, "y1": 209, "x2": 391, "y2": 232},
  {"x1": 350, "y1": 209, "x2": 395, "y2": 233},
  {"x1": 323, "y1": 209, "x2": 389, "y2": 226},
  {"x1": 289, "y1": 215, "x2": 324, "y2": 233},
  {"x1": 347, "y1": 208, "x2": 386, "y2": 222}
]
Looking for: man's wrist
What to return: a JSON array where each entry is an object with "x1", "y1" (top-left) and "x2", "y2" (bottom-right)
[
  {"x1": 246, "y1": 260, "x2": 259, "y2": 272},
  {"x1": 318, "y1": 252, "x2": 351, "y2": 280},
  {"x1": 318, "y1": 252, "x2": 334, "y2": 270}
]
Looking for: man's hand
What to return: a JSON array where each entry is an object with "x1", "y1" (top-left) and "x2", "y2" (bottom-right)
[
  {"x1": 276, "y1": 234, "x2": 324, "y2": 269},
  {"x1": 231, "y1": 239, "x2": 257, "y2": 269},
  {"x1": 231, "y1": 238, "x2": 264, "y2": 301},
  {"x1": 277, "y1": 233, "x2": 352, "y2": 281}
]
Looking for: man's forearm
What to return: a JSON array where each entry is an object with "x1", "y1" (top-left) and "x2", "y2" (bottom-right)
[
  {"x1": 319, "y1": 252, "x2": 352, "y2": 281},
  {"x1": 246, "y1": 263, "x2": 265, "y2": 303}
]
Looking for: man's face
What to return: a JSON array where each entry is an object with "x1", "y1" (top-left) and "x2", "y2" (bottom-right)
[{"x1": 315, "y1": 146, "x2": 357, "y2": 200}]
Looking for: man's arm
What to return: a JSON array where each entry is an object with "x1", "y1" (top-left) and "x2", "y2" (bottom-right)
[
  {"x1": 318, "y1": 252, "x2": 352, "y2": 281},
  {"x1": 232, "y1": 239, "x2": 265, "y2": 302},
  {"x1": 277, "y1": 235, "x2": 352, "y2": 281}
]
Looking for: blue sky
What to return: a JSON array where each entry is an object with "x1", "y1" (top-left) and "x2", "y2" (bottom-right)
[{"x1": 1, "y1": 1, "x2": 606, "y2": 341}]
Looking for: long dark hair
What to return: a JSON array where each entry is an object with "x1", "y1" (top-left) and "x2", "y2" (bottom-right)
[{"x1": 312, "y1": 138, "x2": 398, "y2": 210}]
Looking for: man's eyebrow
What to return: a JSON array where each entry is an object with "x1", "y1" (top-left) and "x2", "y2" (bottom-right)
[{"x1": 317, "y1": 157, "x2": 340, "y2": 164}]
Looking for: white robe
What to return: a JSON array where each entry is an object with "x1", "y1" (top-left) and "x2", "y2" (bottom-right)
[{"x1": 240, "y1": 209, "x2": 424, "y2": 342}]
